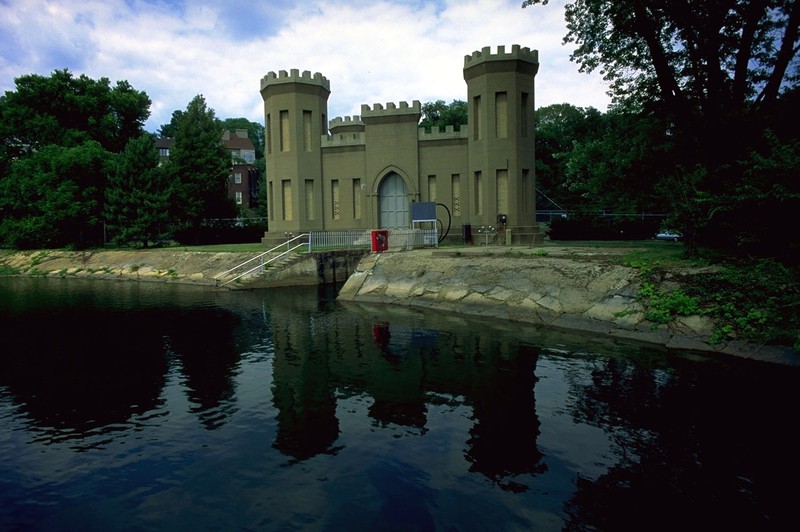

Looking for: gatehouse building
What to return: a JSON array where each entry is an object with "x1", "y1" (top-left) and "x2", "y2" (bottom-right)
[{"x1": 260, "y1": 44, "x2": 541, "y2": 245}]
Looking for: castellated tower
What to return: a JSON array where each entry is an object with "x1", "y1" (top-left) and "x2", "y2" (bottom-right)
[
  {"x1": 259, "y1": 45, "x2": 541, "y2": 245},
  {"x1": 464, "y1": 45, "x2": 539, "y2": 235},
  {"x1": 260, "y1": 69, "x2": 330, "y2": 237}
]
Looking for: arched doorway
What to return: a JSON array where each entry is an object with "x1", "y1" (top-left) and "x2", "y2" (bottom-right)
[{"x1": 378, "y1": 172, "x2": 409, "y2": 228}]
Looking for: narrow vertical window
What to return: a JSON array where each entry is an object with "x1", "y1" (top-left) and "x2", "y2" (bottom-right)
[
  {"x1": 268, "y1": 181, "x2": 274, "y2": 221},
  {"x1": 331, "y1": 179, "x2": 340, "y2": 220},
  {"x1": 266, "y1": 113, "x2": 272, "y2": 154},
  {"x1": 496, "y1": 169, "x2": 508, "y2": 214},
  {"x1": 475, "y1": 171, "x2": 483, "y2": 215},
  {"x1": 495, "y1": 92, "x2": 508, "y2": 138},
  {"x1": 281, "y1": 180, "x2": 292, "y2": 221},
  {"x1": 522, "y1": 169, "x2": 530, "y2": 211},
  {"x1": 353, "y1": 178, "x2": 362, "y2": 219},
  {"x1": 427, "y1": 175, "x2": 437, "y2": 202},
  {"x1": 279, "y1": 110, "x2": 290, "y2": 152},
  {"x1": 451, "y1": 174, "x2": 461, "y2": 217},
  {"x1": 235, "y1": 191, "x2": 243, "y2": 205},
  {"x1": 473, "y1": 95, "x2": 482, "y2": 141},
  {"x1": 303, "y1": 110, "x2": 312, "y2": 151},
  {"x1": 305, "y1": 179, "x2": 314, "y2": 220},
  {"x1": 521, "y1": 92, "x2": 529, "y2": 137}
]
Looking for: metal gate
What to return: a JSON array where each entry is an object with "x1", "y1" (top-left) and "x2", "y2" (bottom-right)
[{"x1": 378, "y1": 172, "x2": 409, "y2": 229}]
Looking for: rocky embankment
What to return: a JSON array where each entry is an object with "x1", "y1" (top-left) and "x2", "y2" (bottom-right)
[
  {"x1": 3, "y1": 246, "x2": 797, "y2": 365},
  {"x1": 0, "y1": 249, "x2": 319, "y2": 288},
  {"x1": 338, "y1": 247, "x2": 800, "y2": 366}
]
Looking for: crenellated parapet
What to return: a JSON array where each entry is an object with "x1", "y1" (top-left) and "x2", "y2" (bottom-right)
[
  {"x1": 361, "y1": 100, "x2": 421, "y2": 119},
  {"x1": 418, "y1": 124, "x2": 468, "y2": 142},
  {"x1": 463, "y1": 44, "x2": 539, "y2": 69},
  {"x1": 329, "y1": 115, "x2": 365, "y2": 133},
  {"x1": 321, "y1": 131, "x2": 366, "y2": 148},
  {"x1": 260, "y1": 69, "x2": 330, "y2": 92}
]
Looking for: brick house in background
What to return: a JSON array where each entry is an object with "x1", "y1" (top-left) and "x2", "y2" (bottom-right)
[{"x1": 155, "y1": 129, "x2": 260, "y2": 215}]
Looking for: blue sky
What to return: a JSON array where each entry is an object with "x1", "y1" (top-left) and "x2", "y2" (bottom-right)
[{"x1": 0, "y1": 0, "x2": 611, "y2": 133}]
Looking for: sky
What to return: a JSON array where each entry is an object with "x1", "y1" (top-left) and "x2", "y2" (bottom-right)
[{"x1": 0, "y1": 0, "x2": 612, "y2": 134}]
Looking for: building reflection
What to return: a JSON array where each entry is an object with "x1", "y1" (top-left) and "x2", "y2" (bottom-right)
[{"x1": 266, "y1": 298, "x2": 545, "y2": 489}]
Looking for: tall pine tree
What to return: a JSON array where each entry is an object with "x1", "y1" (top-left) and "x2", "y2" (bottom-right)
[
  {"x1": 167, "y1": 95, "x2": 233, "y2": 242},
  {"x1": 105, "y1": 134, "x2": 169, "y2": 247}
]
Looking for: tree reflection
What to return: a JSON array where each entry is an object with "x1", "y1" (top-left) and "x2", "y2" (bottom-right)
[
  {"x1": 0, "y1": 308, "x2": 167, "y2": 447},
  {"x1": 166, "y1": 308, "x2": 241, "y2": 430},
  {"x1": 560, "y1": 354, "x2": 800, "y2": 530}
]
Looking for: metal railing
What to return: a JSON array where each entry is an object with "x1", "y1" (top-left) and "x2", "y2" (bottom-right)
[
  {"x1": 309, "y1": 230, "x2": 372, "y2": 252},
  {"x1": 307, "y1": 228, "x2": 438, "y2": 252},
  {"x1": 214, "y1": 233, "x2": 309, "y2": 287}
]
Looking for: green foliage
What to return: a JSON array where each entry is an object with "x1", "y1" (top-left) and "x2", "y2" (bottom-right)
[
  {"x1": 0, "y1": 70, "x2": 150, "y2": 249},
  {"x1": 105, "y1": 134, "x2": 170, "y2": 247},
  {"x1": 0, "y1": 69, "x2": 150, "y2": 155},
  {"x1": 165, "y1": 95, "x2": 235, "y2": 240},
  {"x1": 637, "y1": 282, "x2": 700, "y2": 326},
  {"x1": 687, "y1": 260, "x2": 800, "y2": 347},
  {"x1": 419, "y1": 100, "x2": 468, "y2": 132},
  {"x1": 523, "y1": 0, "x2": 800, "y2": 261},
  {"x1": 0, "y1": 141, "x2": 113, "y2": 248}
]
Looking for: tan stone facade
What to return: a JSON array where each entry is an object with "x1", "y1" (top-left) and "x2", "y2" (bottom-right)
[{"x1": 260, "y1": 45, "x2": 540, "y2": 244}]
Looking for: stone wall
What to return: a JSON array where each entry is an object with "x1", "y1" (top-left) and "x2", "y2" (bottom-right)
[{"x1": 337, "y1": 248, "x2": 799, "y2": 365}]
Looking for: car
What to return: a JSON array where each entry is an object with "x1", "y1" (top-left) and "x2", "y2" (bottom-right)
[{"x1": 654, "y1": 230, "x2": 682, "y2": 242}]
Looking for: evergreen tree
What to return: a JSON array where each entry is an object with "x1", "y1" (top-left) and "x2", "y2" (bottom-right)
[
  {"x1": 105, "y1": 134, "x2": 170, "y2": 247},
  {"x1": 167, "y1": 95, "x2": 234, "y2": 242}
]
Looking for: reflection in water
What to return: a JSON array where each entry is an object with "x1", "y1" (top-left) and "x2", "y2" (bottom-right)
[
  {"x1": 1, "y1": 278, "x2": 799, "y2": 530},
  {"x1": 267, "y1": 294, "x2": 545, "y2": 489}
]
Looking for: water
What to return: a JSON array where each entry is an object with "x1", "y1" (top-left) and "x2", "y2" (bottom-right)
[{"x1": 1, "y1": 277, "x2": 798, "y2": 531}]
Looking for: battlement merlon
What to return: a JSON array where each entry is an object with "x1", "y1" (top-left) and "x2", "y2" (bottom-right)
[
  {"x1": 260, "y1": 69, "x2": 331, "y2": 94},
  {"x1": 361, "y1": 100, "x2": 422, "y2": 120},
  {"x1": 463, "y1": 44, "x2": 539, "y2": 72},
  {"x1": 329, "y1": 115, "x2": 365, "y2": 128}
]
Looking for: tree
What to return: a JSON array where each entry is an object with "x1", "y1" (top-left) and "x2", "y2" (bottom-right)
[
  {"x1": 523, "y1": 0, "x2": 800, "y2": 258},
  {"x1": 0, "y1": 69, "x2": 150, "y2": 158},
  {"x1": 535, "y1": 103, "x2": 605, "y2": 209},
  {"x1": 156, "y1": 110, "x2": 186, "y2": 138},
  {"x1": 166, "y1": 95, "x2": 234, "y2": 241},
  {"x1": 105, "y1": 134, "x2": 170, "y2": 247},
  {"x1": 0, "y1": 141, "x2": 113, "y2": 249},
  {"x1": 419, "y1": 100, "x2": 468, "y2": 132},
  {"x1": 220, "y1": 117, "x2": 265, "y2": 161}
]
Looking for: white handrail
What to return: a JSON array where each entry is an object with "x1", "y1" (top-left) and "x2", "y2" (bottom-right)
[
  {"x1": 213, "y1": 233, "x2": 308, "y2": 281},
  {"x1": 217, "y1": 242, "x2": 306, "y2": 287}
]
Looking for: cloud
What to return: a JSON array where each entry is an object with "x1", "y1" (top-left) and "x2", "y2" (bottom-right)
[{"x1": 0, "y1": 0, "x2": 611, "y2": 133}]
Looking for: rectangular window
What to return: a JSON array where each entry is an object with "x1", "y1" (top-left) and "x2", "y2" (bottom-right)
[
  {"x1": 303, "y1": 110, "x2": 312, "y2": 152},
  {"x1": 427, "y1": 175, "x2": 436, "y2": 202},
  {"x1": 353, "y1": 178, "x2": 362, "y2": 219},
  {"x1": 158, "y1": 148, "x2": 169, "y2": 157},
  {"x1": 280, "y1": 110, "x2": 290, "y2": 152},
  {"x1": 451, "y1": 174, "x2": 461, "y2": 217},
  {"x1": 495, "y1": 92, "x2": 508, "y2": 138},
  {"x1": 522, "y1": 169, "x2": 530, "y2": 211},
  {"x1": 268, "y1": 181, "x2": 274, "y2": 221},
  {"x1": 234, "y1": 172, "x2": 242, "y2": 184},
  {"x1": 521, "y1": 93, "x2": 529, "y2": 137},
  {"x1": 235, "y1": 191, "x2": 243, "y2": 205},
  {"x1": 496, "y1": 169, "x2": 508, "y2": 215},
  {"x1": 473, "y1": 96, "x2": 482, "y2": 141},
  {"x1": 281, "y1": 180, "x2": 292, "y2": 221},
  {"x1": 331, "y1": 179, "x2": 340, "y2": 220},
  {"x1": 475, "y1": 171, "x2": 483, "y2": 215},
  {"x1": 305, "y1": 179, "x2": 315, "y2": 220},
  {"x1": 266, "y1": 113, "x2": 272, "y2": 154}
]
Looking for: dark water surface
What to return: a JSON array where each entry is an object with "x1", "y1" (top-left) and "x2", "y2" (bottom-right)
[{"x1": 1, "y1": 277, "x2": 798, "y2": 531}]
